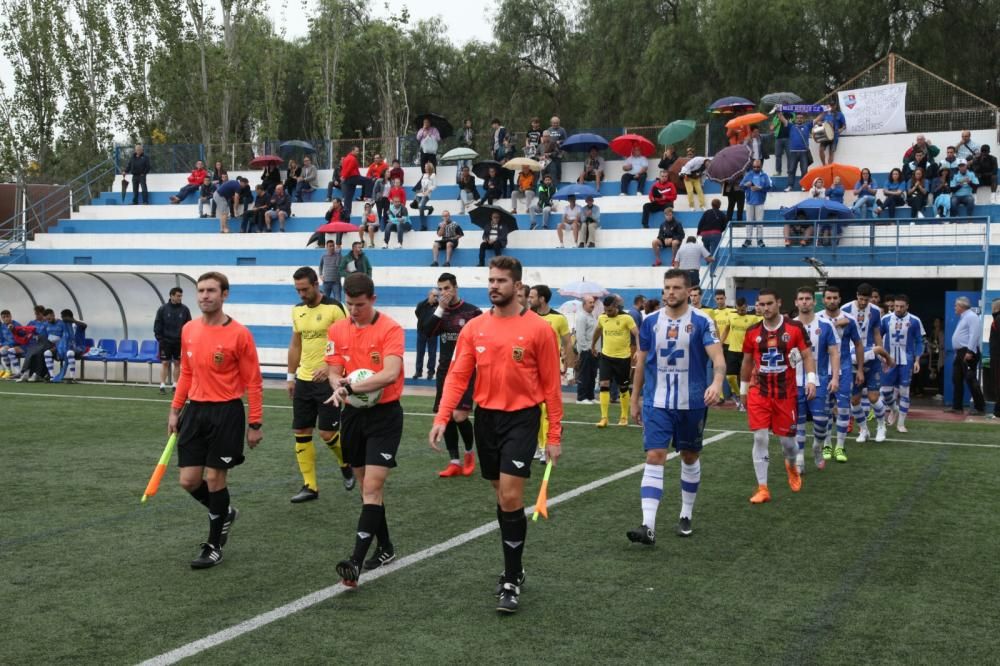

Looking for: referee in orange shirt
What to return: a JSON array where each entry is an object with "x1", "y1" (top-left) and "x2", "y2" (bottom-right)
[
  {"x1": 168, "y1": 272, "x2": 263, "y2": 569},
  {"x1": 429, "y1": 256, "x2": 564, "y2": 614},
  {"x1": 324, "y1": 272, "x2": 406, "y2": 587}
]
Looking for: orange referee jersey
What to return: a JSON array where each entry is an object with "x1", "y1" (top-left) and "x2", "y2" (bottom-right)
[
  {"x1": 171, "y1": 317, "x2": 264, "y2": 423},
  {"x1": 325, "y1": 311, "x2": 406, "y2": 404},
  {"x1": 435, "y1": 307, "x2": 563, "y2": 444}
]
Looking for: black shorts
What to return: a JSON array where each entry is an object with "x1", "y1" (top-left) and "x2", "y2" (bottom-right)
[
  {"x1": 435, "y1": 238, "x2": 460, "y2": 249},
  {"x1": 177, "y1": 399, "x2": 246, "y2": 469},
  {"x1": 340, "y1": 400, "x2": 403, "y2": 468},
  {"x1": 725, "y1": 349, "x2": 743, "y2": 376},
  {"x1": 292, "y1": 378, "x2": 341, "y2": 432},
  {"x1": 599, "y1": 354, "x2": 632, "y2": 390},
  {"x1": 474, "y1": 405, "x2": 541, "y2": 480},
  {"x1": 433, "y1": 369, "x2": 476, "y2": 413},
  {"x1": 159, "y1": 339, "x2": 181, "y2": 362}
]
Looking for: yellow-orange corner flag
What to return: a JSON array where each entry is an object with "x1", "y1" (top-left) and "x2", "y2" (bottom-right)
[
  {"x1": 141, "y1": 433, "x2": 177, "y2": 504},
  {"x1": 531, "y1": 461, "x2": 553, "y2": 522}
]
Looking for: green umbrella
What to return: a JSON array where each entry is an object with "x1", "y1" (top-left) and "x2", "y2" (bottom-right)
[
  {"x1": 440, "y1": 147, "x2": 479, "y2": 162},
  {"x1": 657, "y1": 120, "x2": 696, "y2": 146}
]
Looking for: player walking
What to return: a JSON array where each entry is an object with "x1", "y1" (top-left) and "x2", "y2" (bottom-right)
[
  {"x1": 592, "y1": 295, "x2": 639, "y2": 427},
  {"x1": 429, "y1": 256, "x2": 563, "y2": 614},
  {"x1": 817, "y1": 286, "x2": 864, "y2": 463},
  {"x1": 419, "y1": 272, "x2": 482, "y2": 477},
  {"x1": 529, "y1": 284, "x2": 570, "y2": 460},
  {"x1": 627, "y1": 269, "x2": 725, "y2": 543},
  {"x1": 286, "y1": 266, "x2": 355, "y2": 503},
  {"x1": 842, "y1": 283, "x2": 892, "y2": 442},
  {"x1": 880, "y1": 294, "x2": 925, "y2": 433},
  {"x1": 739, "y1": 289, "x2": 815, "y2": 503},
  {"x1": 792, "y1": 288, "x2": 840, "y2": 472},
  {"x1": 168, "y1": 272, "x2": 263, "y2": 569},
  {"x1": 325, "y1": 273, "x2": 406, "y2": 586}
]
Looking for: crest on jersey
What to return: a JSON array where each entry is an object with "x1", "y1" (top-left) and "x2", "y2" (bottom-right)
[
  {"x1": 781, "y1": 333, "x2": 790, "y2": 342},
  {"x1": 212, "y1": 350, "x2": 224, "y2": 366},
  {"x1": 512, "y1": 346, "x2": 524, "y2": 362},
  {"x1": 755, "y1": 336, "x2": 762, "y2": 343},
  {"x1": 370, "y1": 351, "x2": 381, "y2": 365},
  {"x1": 325, "y1": 341, "x2": 335, "y2": 356},
  {"x1": 667, "y1": 326, "x2": 678, "y2": 339},
  {"x1": 458, "y1": 318, "x2": 466, "y2": 326},
  {"x1": 685, "y1": 324, "x2": 693, "y2": 333},
  {"x1": 316, "y1": 313, "x2": 322, "y2": 321}
]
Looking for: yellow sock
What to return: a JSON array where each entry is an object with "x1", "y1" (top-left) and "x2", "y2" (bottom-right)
[
  {"x1": 600, "y1": 391, "x2": 610, "y2": 419},
  {"x1": 727, "y1": 375, "x2": 739, "y2": 396},
  {"x1": 294, "y1": 434, "x2": 317, "y2": 490},
  {"x1": 322, "y1": 432, "x2": 346, "y2": 468},
  {"x1": 537, "y1": 403, "x2": 549, "y2": 451},
  {"x1": 620, "y1": 391, "x2": 630, "y2": 421}
]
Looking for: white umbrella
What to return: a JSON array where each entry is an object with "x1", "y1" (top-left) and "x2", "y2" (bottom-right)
[{"x1": 558, "y1": 279, "x2": 608, "y2": 299}]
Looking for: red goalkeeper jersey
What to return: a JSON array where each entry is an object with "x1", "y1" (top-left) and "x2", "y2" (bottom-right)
[{"x1": 742, "y1": 316, "x2": 807, "y2": 400}]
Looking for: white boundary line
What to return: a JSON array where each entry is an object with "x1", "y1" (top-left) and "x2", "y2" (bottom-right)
[{"x1": 136, "y1": 429, "x2": 734, "y2": 665}]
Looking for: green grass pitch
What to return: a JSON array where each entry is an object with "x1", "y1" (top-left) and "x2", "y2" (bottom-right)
[{"x1": 1, "y1": 383, "x2": 998, "y2": 664}]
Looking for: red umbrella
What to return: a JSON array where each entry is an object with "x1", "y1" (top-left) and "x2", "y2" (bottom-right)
[
  {"x1": 316, "y1": 221, "x2": 361, "y2": 233},
  {"x1": 609, "y1": 134, "x2": 655, "y2": 158},
  {"x1": 249, "y1": 154, "x2": 283, "y2": 168}
]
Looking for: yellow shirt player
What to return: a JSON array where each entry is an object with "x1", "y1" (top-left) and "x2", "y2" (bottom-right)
[
  {"x1": 286, "y1": 267, "x2": 352, "y2": 503},
  {"x1": 708, "y1": 290, "x2": 734, "y2": 334},
  {"x1": 592, "y1": 296, "x2": 638, "y2": 427},
  {"x1": 529, "y1": 285, "x2": 572, "y2": 458},
  {"x1": 717, "y1": 297, "x2": 762, "y2": 406}
]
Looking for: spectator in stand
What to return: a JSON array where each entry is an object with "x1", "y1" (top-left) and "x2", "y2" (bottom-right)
[
  {"x1": 318, "y1": 239, "x2": 343, "y2": 300},
  {"x1": 456, "y1": 119, "x2": 475, "y2": 184},
  {"x1": 620, "y1": 145, "x2": 649, "y2": 196},
  {"x1": 413, "y1": 289, "x2": 438, "y2": 380},
  {"x1": 575, "y1": 295, "x2": 598, "y2": 404},
  {"x1": 295, "y1": 156, "x2": 318, "y2": 201},
  {"x1": 213, "y1": 176, "x2": 242, "y2": 233},
  {"x1": 932, "y1": 167, "x2": 953, "y2": 217},
  {"x1": 673, "y1": 236, "x2": 712, "y2": 286},
  {"x1": 499, "y1": 134, "x2": 517, "y2": 198},
  {"x1": 939, "y1": 145, "x2": 965, "y2": 175},
  {"x1": 324, "y1": 196, "x2": 349, "y2": 231},
  {"x1": 545, "y1": 116, "x2": 568, "y2": 181},
  {"x1": 808, "y1": 177, "x2": 826, "y2": 199},
  {"x1": 658, "y1": 146, "x2": 678, "y2": 171},
  {"x1": 784, "y1": 210, "x2": 813, "y2": 246},
  {"x1": 457, "y1": 165, "x2": 479, "y2": 213},
  {"x1": 261, "y1": 163, "x2": 281, "y2": 195},
  {"x1": 210, "y1": 160, "x2": 227, "y2": 185},
  {"x1": 170, "y1": 160, "x2": 208, "y2": 204},
  {"x1": 556, "y1": 194, "x2": 582, "y2": 248},
  {"x1": 417, "y1": 118, "x2": 441, "y2": 170},
  {"x1": 154, "y1": 288, "x2": 192, "y2": 394},
  {"x1": 477, "y1": 166, "x2": 503, "y2": 207},
  {"x1": 950, "y1": 161, "x2": 979, "y2": 216},
  {"x1": 726, "y1": 123, "x2": 750, "y2": 146},
  {"x1": 414, "y1": 162, "x2": 436, "y2": 231},
  {"x1": 740, "y1": 159, "x2": 771, "y2": 247},
  {"x1": 906, "y1": 167, "x2": 930, "y2": 218},
  {"x1": 781, "y1": 113, "x2": 811, "y2": 190},
  {"x1": 373, "y1": 170, "x2": 391, "y2": 227},
  {"x1": 991, "y1": 299, "x2": 1000, "y2": 419},
  {"x1": 360, "y1": 202, "x2": 379, "y2": 248},
  {"x1": 578, "y1": 195, "x2": 600, "y2": 248},
  {"x1": 820, "y1": 176, "x2": 847, "y2": 245},
  {"x1": 491, "y1": 118, "x2": 508, "y2": 161},
  {"x1": 744, "y1": 126, "x2": 765, "y2": 162},
  {"x1": 950, "y1": 296, "x2": 986, "y2": 415},
  {"x1": 388, "y1": 158, "x2": 405, "y2": 185},
  {"x1": 955, "y1": 130, "x2": 980, "y2": 163},
  {"x1": 722, "y1": 177, "x2": 744, "y2": 223},
  {"x1": 697, "y1": 198, "x2": 727, "y2": 266},
  {"x1": 237, "y1": 177, "x2": 255, "y2": 232},
  {"x1": 852, "y1": 168, "x2": 879, "y2": 218},
  {"x1": 578, "y1": 147, "x2": 605, "y2": 190},
  {"x1": 679, "y1": 155, "x2": 709, "y2": 209},
  {"x1": 524, "y1": 117, "x2": 543, "y2": 158},
  {"x1": 818, "y1": 101, "x2": 846, "y2": 164},
  {"x1": 826, "y1": 175, "x2": 845, "y2": 203},
  {"x1": 903, "y1": 147, "x2": 938, "y2": 181},
  {"x1": 339, "y1": 146, "x2": 368, "y2": 219},
  {"x1": 973, "y1": 145, "x2": 997, "y2": 200},
  {"x1": 538, "y1": 135, "x2": 557, "y2": 181},
  {"x1": 511, "y1": 164, "x2": 537, "y2": 215},
  {"x1": 477, "y1": 210, "x2": 508, "y2": 266},
  {"x1": 384, "y1": 195, "x2": 410, "y2": 248},
  {"x1": 123, "y1": 144, "x2": 150, "y2": 205},
  {"x1": 903, "y1": 134, "x2": 940, "y2": 162},
  {"x1": 284, "y1": 159, "x2": 301, "y2": 197},
  {"x1": 247, "y1": 184, "x2": 269, "y2": 233},
  {"x1": 529, "y1": 173, "x2": 557, "y2": 230},
  {"x1": 197, "y1": 176, "x2": 216, "y2": 219},
  {"x1": 325, "y1": 153, "x2": 341, "y2": 202},
  {"x1": 651, "y1": 208, "x2": 685, "y2": 266},
  {"x1": 641, "y1": 169, "x2": 677, "y2": 228},
  {"x1": 387, "y1": 176, "x2": 407, "y2": 210},
  {"x1": 365, "y1": 153, "x2": 388, "y2": 195},
  {"x1": 772, "y1": 108, "x2": 792, "y2": 175},
  {"x1": 265, "y1": 183, "x2": 292, "y2": 232},
  {"x1": 875, "y1": 168, "x2": 906, "y2": 218},
  {"x1": 339, "y1": 241, "x2": 372, "y2": 282},
  {"x1": 430, "y1": 210, "x2": 463, "y2": 267}
]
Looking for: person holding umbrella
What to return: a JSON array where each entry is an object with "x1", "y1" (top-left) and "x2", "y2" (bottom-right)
[
  {"x1": 679, "y1": 156, "x2": 709, "y2": 210},
  {"x1": 261, "y1": 163, "x2": 281, "y2": 196},
  {"x1": 511, "y1": 164, "x2": 538, "y2": 215},
  {"x1": 477, "y1": 209, "x2": 510, "y2": 267},
  {"x1": 578, "y1": 147, "x2": 606, "y2": 190},
  {"x1": 620, "y1": 145, "x2": 649, "y2": 196},
  {"x1": 417, "y1": 117, "x2": 441, "y2": 170},
  {"x1": 477, "y1": 165, "x2": 504, "y2": 207}
]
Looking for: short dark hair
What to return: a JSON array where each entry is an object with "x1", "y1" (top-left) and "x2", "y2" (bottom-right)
[
  {"x1": 437, "y1": 272, "x2": 457, "y2": 287},
  {"x1": 714, "y1": 289, "x2": 725, "y2": 297},
  {"x1": 293, "y1": 266, "x2": 319, "y2": 284},
  {"x1": 633, "y1": 295, "x2": 645, "y2": 305},
  {"x1": 491, "y1": 118, "x2": 501, "y2": 125},
  {"x1": 796, "y1": 285, "x2": 814, "y2": 296},
  {"x1": 663, "y1": 268, "x2": 690, "y2": 286},
  {"x1": 43, "y1": 308, "x2": 54, "y2": 316},
  {"x1": 894, "y1": 293, "x2": 909, "y2": 304},
  {"x1": 532, "y1": 284, "x2": 552, "y2": 304},
  {"x1": 169, "y1": 287, "x2": 183, "y2": 297},
  {"x1": 60, "y1": 309, "x2": 73, "y2": 318},
  {"x1": 34, "y1": 305, "x2": 45, "y2": 314},
  {"x1": 856, "y1": 283, "x2": 873, "y2": 297},
  {"x1": 344, "y1": 273, "x2": 375, "y2": 298},
  {"x1": 197, "y1": 271, "x2": 230, "y2": 292},
  {"x1": 603, "y1": 295, "x2": 618, "y2": 307},
  {"x1": 758, "y1": 288, "x2": 778, "y2": 299},
  {"x1": 735, "y1": 297, "x2": 746, "y2": 307},
  {"x1": 823, "y1": 285, "x2": 841, "y2": 296},
  {"x1": 0, "y1": 309, "x2": 9, "y2": 316},
  {"x1": 490, "y1": 256, "x2": 522, "y2": 282}
]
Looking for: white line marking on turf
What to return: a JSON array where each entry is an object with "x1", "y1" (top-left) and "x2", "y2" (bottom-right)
[{"x1": 136, "y1": 430, "x2": 734, "y2": 666}]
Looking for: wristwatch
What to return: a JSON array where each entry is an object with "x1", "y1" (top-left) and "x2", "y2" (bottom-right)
[
  {"x1": 344, "y1": 384, "x2": 355, "y2": 396},
  {"x1": 248, "y1": 422, "x2": 262, "y2": 430}
]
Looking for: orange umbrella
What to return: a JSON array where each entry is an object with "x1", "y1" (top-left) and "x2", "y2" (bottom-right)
[
  {"x1": 725, "y1": 112, "x2": 768, "y2": 129},
  {"x1": 799, "y1": 163, "x2": 862, "y2": 190}
]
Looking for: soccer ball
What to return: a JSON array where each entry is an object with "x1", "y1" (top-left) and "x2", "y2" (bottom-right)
[{"x1": 345, "y1": 368, "x2": 382, "y2": 408}]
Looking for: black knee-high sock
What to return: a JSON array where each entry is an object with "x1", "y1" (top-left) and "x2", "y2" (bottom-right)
[
  {"x1": 352, "y1": 504, "x2": 383, "y2": 564},
  {"x1": 457, "y1": 419, "x2": 474, "y2": 452},
  {"x1": 375, "y1": 502, "x2": 392, "y2": 550},
  {"x1": 207, "y1": 487, "x2": 230, "y2": 547},
  {"x1": 444, "y1": 421, "x2": 460, "y2": 459},
  {"x1": 188, "y1": 481, "x2": 210, "y2": 508},
  {"x1": 499, "y1": 507, "x2": 527, "y2": 584}
]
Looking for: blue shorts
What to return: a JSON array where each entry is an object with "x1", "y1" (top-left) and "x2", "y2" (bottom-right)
[
  {"x1": 852, "y1": 359, "x2": 881, "y2": 395},
  {"x1": 881, "y1": 364, "x2": 912, "y2": 388},
  {"x1": 830, "y1": 369, "x2": 853, "y2": 409},
  {"x1": 642, "y1": 406, "x2": 708, "y2": 452},
  {"x1": 797, "y1": 381, "x2": 829, "y2": 422}
]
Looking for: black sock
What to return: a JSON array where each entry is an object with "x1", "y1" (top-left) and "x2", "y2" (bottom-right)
[
  {"x1": 352, "y1": 504, "x2": 383, "y2": 563},
  {"x1": 188, "y1": 481, "x2": 210, "y2": 508},
  {"x1": 444, "y1": 421, "x2": 460, "y2": 459},
  {"x1": 207, "y1": 487, "x2": 230, "y2": 547},
  {"x1": 375, "y1": 502, "x2": 392, "y2": 551},
  {"x1": 499, "y1": 508, "x2": 527, "y2": 585},
  {"x1": 457, "y1": 419, "x2": 474, "y2": 452}
]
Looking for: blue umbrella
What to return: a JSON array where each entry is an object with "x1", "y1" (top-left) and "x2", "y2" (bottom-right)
[
  {"x1": 561, "y1": 133, "x2": 610, "y2": 153},
  {"x1": 279, "y1": 140, "x2": 316, "y2": 153},
  {"x1": 707, "y1": 96, "x2": 756, "y2": 113},
  {"x1": 553, "y1": 184, "x2": 601, "y2": 200},
  {"x1": 781, "y1": 199, "x2": 855, "y2": 220}
]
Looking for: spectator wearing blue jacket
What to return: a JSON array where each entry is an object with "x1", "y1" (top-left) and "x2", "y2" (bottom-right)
[
  {"x1": 818, "y1": 102, "x2": 847, "y2": 164},
  {"x1": 50, "y1": 309, "x2": 87, "y2": 382},
  {"x1": 0, "y1": 309, "x2": 21, "y2": 378},
  {"x1": 740, "y1": 160, "x2": 771, "y2": 248},
  {"x1": 950, "y1": 161, "x2": 979, "y2": 216},
  {"x1": 852, "y1": 168, "x2": 879, "y2": 218},
  {"x1": 781, "y1": 114, "x2": 812, "y2": 190}
]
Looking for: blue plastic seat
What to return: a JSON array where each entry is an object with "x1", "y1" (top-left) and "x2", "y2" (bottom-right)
[{"x1": 137, "y1": 339, "x2": 160, "y2": 383}]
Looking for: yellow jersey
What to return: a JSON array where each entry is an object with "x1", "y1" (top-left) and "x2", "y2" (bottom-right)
[
  {"x1": 709, "y1": 307, "x2": 734, "y2": 332},
  {"x1": 723, "y1": 313, "x2": 762, "y2": 352},
  {"x1": 597, "y1": 313, "x2": 637, "y2": 359},
  {"x1": 292, "y1": 297, "x2": 346, "y2": 380},
  {"x1": 539, "y1": 310, "x2": 571, "y2": 352}
]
